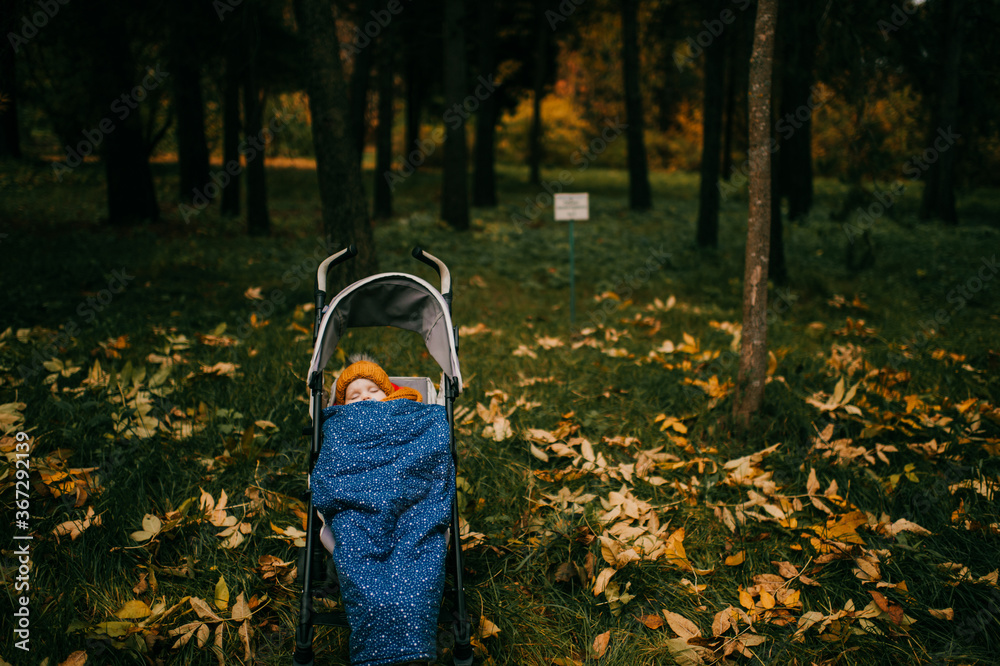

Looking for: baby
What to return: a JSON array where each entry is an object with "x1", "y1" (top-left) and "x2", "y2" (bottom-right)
[{"x1": 331, "y1": 356, "x2": 422, "y2": 406}]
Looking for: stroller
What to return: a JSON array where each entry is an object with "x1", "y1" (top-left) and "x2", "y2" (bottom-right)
[{"x1": 293, "y1": 245, "x2": 474, "y2": 666}]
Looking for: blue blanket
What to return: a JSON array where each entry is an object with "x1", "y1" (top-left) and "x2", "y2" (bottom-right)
[{"x1": 311, "y1": 399, "x2": 455, "y2": 666}]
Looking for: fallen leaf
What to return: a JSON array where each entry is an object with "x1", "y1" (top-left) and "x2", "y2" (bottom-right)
[
  {"x1": 928, "y1": 608, "x2": 954, "y2": 621},
  {"x1": 214, "y1": 575, "x2": 230, "y2": 612},
  {"x1": 592, "y1": 630, "x2": 610, "y2": 658},
  {"x1": 725, "y1": 551, "x2": 746, "y2": 566},
  {"x1": 663, "y1": 610, "x2": 701, "y2": 640},
  {"x1": 115, "y1": 599, "x2": 151, "y2": 619},
  {"x1": 58, "y1": 651, "x2": 88, "y2": 666},
  {"x1": 476, "y1": 616, "x2": 500, "y2": 639},
  {"x1": 636, "y1": 614, "x2": 664, "y2": 629}
]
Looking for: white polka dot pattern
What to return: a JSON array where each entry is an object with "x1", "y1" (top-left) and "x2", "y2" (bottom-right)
[{"x1": 311, "y1": 400, "x2": 455, "y2": 666}]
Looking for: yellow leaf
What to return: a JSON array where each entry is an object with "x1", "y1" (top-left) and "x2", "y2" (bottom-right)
[
  {"x1": 759, "y1": 590, "x2": 776, "y2": 609},
  {"x1": 475, "y1": 616, "x2": 500, "y2": 639},
  {"x1": 724, "y1": 551, "x2": 746, "y2": 566},
  {"x1": 592, "y1": 630, "x2": 611, "y2": 658},
  {"x1": 928, "y1": 608, "x2": 954, "y2": 621},
  {"x1": 115, "y1": 600, "x2": 151, "y2": 619},
  {"x1": 739, "y1": 588, "x2": 755, "y2": 610},
  {"x1": 214, "y1": 575, "x2": 230, "y2": 612}
]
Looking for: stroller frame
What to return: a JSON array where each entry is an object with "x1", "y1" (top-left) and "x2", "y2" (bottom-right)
[{"x1": 292, "y1": 245, "x2": 474, "y2": 666}]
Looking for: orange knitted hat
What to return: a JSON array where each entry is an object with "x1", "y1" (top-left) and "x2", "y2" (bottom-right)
[
  {"x1": 333, "y1": 359, "x2": 423, "y2": 404},
  {"x1": 334, "y1": 360, "x2": 393, "y2": 405}
]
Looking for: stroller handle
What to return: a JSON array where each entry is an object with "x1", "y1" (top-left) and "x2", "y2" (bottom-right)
[
  {"x1": 316, "y1": 245, "x2": 358, "y2": 293},
  {"x1": 411, "y1": 246, "x2": 452, "y2": 301}
]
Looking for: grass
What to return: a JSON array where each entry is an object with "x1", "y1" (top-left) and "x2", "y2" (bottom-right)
[{"x1": 1, "y1": 157, "x2": 999, "y2": 665}]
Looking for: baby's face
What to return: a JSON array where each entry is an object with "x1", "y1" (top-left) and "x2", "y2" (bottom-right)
[{"x1": 344, "y1": 378, "x2": 387, "y2": 404}]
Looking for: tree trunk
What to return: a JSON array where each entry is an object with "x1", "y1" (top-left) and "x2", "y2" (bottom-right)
[
  {"x1": 528, "y1": 1, "x2": 546, "y2": 186},
  {"x1": 96, "y1": 2, "x2": 159, "y2": 225},
  {"x1": 294, "y1": 0, "x2": 377, "y2": 285},
  {"x1": 173, "y1": 57, "x2": 211, "y2": 203},
  {"x1": 721, "y1": 41, "x2": 736, "y2": 181},
  {"x1": 404, "y1": 52, "x2": 424, "y2": 158},
  {"x1": 372, "y1": 38, "x2": 394, "y2": 219},
  {"x1": 622, "y1": 0, "x2": 652, "y2": 211},
  {"x1": 221, "y1": 37, "x2": 242, "y2": 217},
  {"x1": 472, "y1": 0, "x2": 498, "y2": 208},
  {"x1": 776, "y1": 0, "x2": 817, "y2": 221},
  {"x1": 696, "y1": 0, "x2": 725, "y2": 246},
  {"x1": 920, "y1": 0, "x2": 963, "y2": 225},
  {"x1": 349, "y1": 0, "x2": 376, "y2": 163},
  {"x1": 733, "y1": 0, "x2": 776, "y2": 427},
  {"x1": 440, "y1": 0, "x2": 469, "y2": 230},
  {"x1": 0, "y1": 0, "x2": 21, "y2": 159},
  {"x1": 242, "y1": 6, "x2": 270, "y2": 237}
]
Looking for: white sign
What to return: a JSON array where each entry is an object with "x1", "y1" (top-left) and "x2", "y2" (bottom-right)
[{"x1": 554, "y1": 193, "x2": 589, "y2": 221}]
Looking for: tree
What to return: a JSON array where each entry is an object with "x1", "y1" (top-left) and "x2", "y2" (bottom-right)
[
  {"x1": 372, "y1": 32, "x2": 394, "y2": 220},
  {"x1": 919, "y1": 0, "x2": 964, "y2": 225},
  {"x1": 241, "y1": 1, "x2": 270, "y2": 237},
  {"x1": 93, "y1": 1, "x2": 160, "y2": 226},
  {"x1": 168, "y1": 0, "x2": 213, "y2": 205},
  {"x1": 348, "y1": 0, "x2": 376, "y2": 161},
  {"x1": 220, "y1": 32, "x2": 242, "y2": 217},
  {"x1": 621, "y1": 0, "x2": 652, "y2": 211},
  {"x1": 440, "y1": 0, "x2": 469, "y2": 230},
  {"x1": 528, "y1": 0, "x2": 548, "y2": 186},
  {"x1": 294, "y1": 0, "x2": 377, "y2": 285},
  {"x1": 472, "y1": 0, "x2": 499, "y2": 207},
  {"x1": 172, "y1": 57, "x2": 211, "y2": 204},
  {"x1": 696, "y1": 0, "x2": 726, "y2": 246},
  {"x1": 733, "y1": 0, "x2": 776, "y2": 426},
  {"x1": 775, "y1": 0, "x2": 819, "y2": 221},
  {"x1": 1, "y1": 0, "x2": 22, "y2": 158}
]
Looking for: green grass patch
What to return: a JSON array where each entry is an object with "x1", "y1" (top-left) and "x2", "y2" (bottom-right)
[{"x1": 1, "y1": 160, "x2": 999, "y2": 665}]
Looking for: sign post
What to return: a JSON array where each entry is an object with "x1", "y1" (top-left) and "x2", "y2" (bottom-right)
[{"x1": 554, "y1": 193, "x2": 590, "y2": 326}]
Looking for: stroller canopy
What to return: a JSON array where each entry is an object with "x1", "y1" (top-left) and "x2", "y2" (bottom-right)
[{"x1": 308, "y1": 273, "x2": 462, "y2": 390}]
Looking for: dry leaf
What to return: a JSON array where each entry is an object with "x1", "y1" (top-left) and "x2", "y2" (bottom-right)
[
  {"x1": 724, "y1": 551, "x2": 746, "y2": 566},
  {"x1": 58, "y1": 651, "x2": 88, "y2": 666},
  {"x1": 475, "y1": 616, "x2": 500, "y2": 639},
  {"x1": 928, "y1": 608, "x2": 954, "y2": 620},
  {"x1": 663, "y1": 610, "x2": 701, "y2": 639},
  {"x1": 636, "y1": 614, "x2": 664, "y2": 629},
  {"x1": 115, "y1": 600, "x2": 151, "y2": 619},
  {"x1": 592, "y1": 630, "x2": 611, "y2": 658}
]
